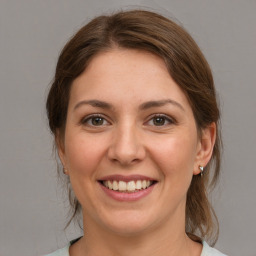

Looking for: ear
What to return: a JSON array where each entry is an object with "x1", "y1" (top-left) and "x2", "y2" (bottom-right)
[
  {"x1": 193, "y1": 122, "x2": 216, "y2": 175},
  {"x1": 55, "y1": 130, "x2": 69, "y2": 175}
]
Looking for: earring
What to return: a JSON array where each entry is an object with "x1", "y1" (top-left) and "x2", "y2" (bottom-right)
[
  {"x1": 199, "y1": 166, "x2": 204, "y2": 177},
  {"x1": 63, "y1": 167, "x2": 68, "y2": 175}
]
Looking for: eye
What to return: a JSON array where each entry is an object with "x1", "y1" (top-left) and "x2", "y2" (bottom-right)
[
  {"x1": 81, "y1": 114, "x2": 109, "y2": 127},
  {"x1": 147, "y1": 114, "x2": 175, "y2": 126}
]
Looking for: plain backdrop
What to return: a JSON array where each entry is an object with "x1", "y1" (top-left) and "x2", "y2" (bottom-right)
[{"x1": 0, "y1": 0, "x2": 256, "y2": 255}]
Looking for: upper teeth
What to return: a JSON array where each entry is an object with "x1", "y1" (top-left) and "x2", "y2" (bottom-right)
[{"x1": 103, "y1": 180, "x2": 152, "y2": 192}]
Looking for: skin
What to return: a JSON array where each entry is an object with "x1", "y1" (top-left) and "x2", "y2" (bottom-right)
[{"x1": 58, "y1": 49, "x2": 216, "y2": 256}]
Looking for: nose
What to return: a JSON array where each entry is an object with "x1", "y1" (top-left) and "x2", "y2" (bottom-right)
[{"x1": 107, "y1": 123, "x2": 146, "y2": 166}]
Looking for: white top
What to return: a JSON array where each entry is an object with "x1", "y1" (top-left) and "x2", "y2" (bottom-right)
[
  {"x1": 44, "y1": 241, "x2": 227, "y2": 256},
  {"x1": 201, "y1": 241, "x2": 227, "y2": 256}
]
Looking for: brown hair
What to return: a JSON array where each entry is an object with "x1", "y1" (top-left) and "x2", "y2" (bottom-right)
[{"x1": 46, "y1": 9, "x2": 221, "y2": 245}]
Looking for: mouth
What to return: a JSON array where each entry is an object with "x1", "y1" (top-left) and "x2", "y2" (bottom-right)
[
  {"x1": 98, "y1": 175, "x2": 157, "y2": 201},
  {"x1": 99, "y1": 179, "x2": 157, "y2": 193}
]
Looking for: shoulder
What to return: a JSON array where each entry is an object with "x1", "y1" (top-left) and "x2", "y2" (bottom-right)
[
  {"x1": 201, "y1": 241, "x2": 227, "y2": 256},
  {"x1": 44, "y1": 245, "x2": 70, "y2": 256},
  {"x1": 44, "y1": 237, "x2": 81, "y2": 256}
]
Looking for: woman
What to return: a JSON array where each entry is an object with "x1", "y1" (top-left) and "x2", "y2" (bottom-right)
[{"x1": 45, "y1": 9, "x2": 226, "y2": 256}]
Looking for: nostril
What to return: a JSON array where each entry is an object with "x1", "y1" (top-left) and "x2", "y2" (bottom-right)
[{"x1": 107, "y1": 135, "x2": 146, "y2": 165}]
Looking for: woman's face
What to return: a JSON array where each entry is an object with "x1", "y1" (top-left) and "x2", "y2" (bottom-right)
[{"x1": 59, "y1": 49, "x2": 213, "y2": 235}]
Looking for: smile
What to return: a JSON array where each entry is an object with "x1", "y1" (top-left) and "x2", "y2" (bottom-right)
[
  {"x1": 98, "y1": 175, "x2": 157, "y2": 201},
  {"x1": 102, "y1": 180, "x2": 154, "y2": 193}
]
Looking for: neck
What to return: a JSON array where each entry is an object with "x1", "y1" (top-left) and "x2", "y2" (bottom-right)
[{"x1": 69, "y1": 210, "x2": 202, "y2": 256}]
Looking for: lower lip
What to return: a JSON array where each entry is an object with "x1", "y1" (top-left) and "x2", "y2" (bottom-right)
[{"x1": 99, "y1": 182, "x2": 156, "y2": 202}]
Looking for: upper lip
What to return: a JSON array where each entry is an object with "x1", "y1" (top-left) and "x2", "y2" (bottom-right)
[{"x1": 98, "y1": 174, "x2": 156, "y2": 182}]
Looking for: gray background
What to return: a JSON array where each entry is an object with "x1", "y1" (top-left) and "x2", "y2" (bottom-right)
[{"x1": 0, "y1": 0, "x2": 255, "y2": 255}]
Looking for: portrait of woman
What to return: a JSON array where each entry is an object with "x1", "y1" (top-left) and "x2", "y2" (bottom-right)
[
  {"x1": 45, "y1": 9, "x2": 225, "y2": 256},
  {"x1": 1, "y1": 1, "x2": 255, "y2": 256}
]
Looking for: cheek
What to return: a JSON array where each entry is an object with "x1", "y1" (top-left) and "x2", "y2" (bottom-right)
[
  {"x1": 149, "y1": 133, "x2": 197, "y2": 179},
  {"x1": 64, "y1": 133, "x2": 106, "y2": 175},
  {"x1": 63, "y1": 133, "x2": 108, "y2": 205}
]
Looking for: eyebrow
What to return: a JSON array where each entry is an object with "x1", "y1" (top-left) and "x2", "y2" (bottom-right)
[
  {"x1": 139, "y1": 99, "x2": 185, "y2": 111},
  {"x1": 74, "y1": 100, "x2": 113, "y2": 111},
  {"x1": 73, "y1": 99, "x2": 185, "y2": 112}
]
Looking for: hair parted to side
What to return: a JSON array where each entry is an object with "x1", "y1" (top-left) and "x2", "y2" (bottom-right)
[{"x1": 46, "y1": 9, "x2": 221, "y2": 246}]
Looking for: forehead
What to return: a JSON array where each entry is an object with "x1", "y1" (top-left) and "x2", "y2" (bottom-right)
[{"x1": 69, "y1": 49, "x2": 191, "y2": 111}]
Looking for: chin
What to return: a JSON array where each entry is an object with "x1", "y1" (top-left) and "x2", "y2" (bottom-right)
[
  {"x1": 98, "y1": 210, "x2": 158, "y2": 236},
  {"x1": 106, "y1": 223, "x2": 151, "y2": 237}
]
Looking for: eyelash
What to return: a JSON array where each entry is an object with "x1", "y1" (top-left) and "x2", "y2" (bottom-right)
[
  {"x1": 80, "y1": 114, "x2": 176, "y2": 127},
  {"x1": 81, "y1": 114, "x2": 110, "y2": 127},
  {"x1": 145, "y1": 114, "x2": 176, "y2": 127}
]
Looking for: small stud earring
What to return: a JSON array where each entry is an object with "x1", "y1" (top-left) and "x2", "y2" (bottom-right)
[
  {"x1": 199, "y1": 166, "x2": 204, "y2": 177},
  {"x1": 63, "y1": 167, "x2": 68, "y2": 175}
]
